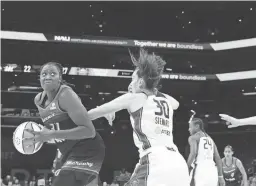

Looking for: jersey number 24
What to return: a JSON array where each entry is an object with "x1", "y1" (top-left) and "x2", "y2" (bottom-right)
[{"x1": 203, "y1": 138, "x2": 213, "y2": 150}]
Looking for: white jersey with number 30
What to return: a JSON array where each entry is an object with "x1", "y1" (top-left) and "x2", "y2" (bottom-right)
[
  {"x1": 196, "y1": 136, "x2": 214, "y2": 164},
  {"x1": 129, "y1": 92, "x2": 178, "y2": 157}
]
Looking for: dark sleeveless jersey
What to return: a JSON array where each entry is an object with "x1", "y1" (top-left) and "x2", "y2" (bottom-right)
[
  {"x1": 222, "y1": 157, "x2": 241, "y2": 186},
  {"x1": 35, "y1": 85, "x2": 105, "y2": 156}
]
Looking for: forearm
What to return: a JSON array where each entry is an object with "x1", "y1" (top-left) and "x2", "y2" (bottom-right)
[
  {"x1": 88, "y1": 108, "x2": 103, "y2": 121},
  {"x1": 215, "y1": 159, "x2": 223, "y2": 176},
  {"x1": 242, "y1": 174, "x2": 248, "y2": 186},
  {"x1": 187, "y1": 154, "x2": 196, "y2": 168},
  {"x1": 239, "y1": 116, "x2": 256, "y2": 125},
  {"x1": 51, "y1": 126, "x2": 95, "y2": 140}
]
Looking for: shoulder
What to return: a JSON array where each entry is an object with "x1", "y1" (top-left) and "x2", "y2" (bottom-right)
[
  {"x1": 59, "y1": 85, "x2": 78, "y2": 99},
  {"x1": 188, "y1": 135, "x2": 199, "y2": 143},
  {"x1": 122, "y1": 92, "x2": 147, "y2": 102},
  {"x1": 58, "y1": 86, "x2": 82, "y2": 111},
  {"x1": 127, "y1": 93, "x2": 148, "y2": 112},
  {"x1": 234, "y1": 157, "x2": 242, "y2": 164},
  {"x1": 59, "y1": 85, "x2": 75, "y2": 96},
  {"x1": 160, "y1": 92, "x2": 179, "y2": 109}
]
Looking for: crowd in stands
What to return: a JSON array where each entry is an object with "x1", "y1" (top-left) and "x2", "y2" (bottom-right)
[{"x1": 1, "y1": 166, "x2": 256, "y2": 186}]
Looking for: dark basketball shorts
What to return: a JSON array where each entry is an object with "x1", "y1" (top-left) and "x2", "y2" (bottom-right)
[{"x1": 52, "y1": 146, "x2": 105, "y2": 186}]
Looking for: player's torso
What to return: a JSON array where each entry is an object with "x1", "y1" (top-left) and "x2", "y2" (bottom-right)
[
  {"x1": 222, "y1": 158, "x2": 240, "y2": 183},
  {"x1": 195, "y1": 134, "x2": 215, "y2": 165},
  {"x1": 36, "y1": 85, "x2": 104, "y2": 155},
  {"x1": 130, "y1": 92, "x2": 176, "y2": 155}
]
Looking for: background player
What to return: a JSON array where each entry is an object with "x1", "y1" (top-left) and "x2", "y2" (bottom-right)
[
  {"x1": 25, "y1": 62, "x2": 105, "y2": 186},
  {"x1": 219, "y1": 114, "x2": 256, "y2": 128},
  {"x1": 88, "y1": 49, "x2": 190, "y2": 186},
  {"x1": 222, "y1": 145, "x2": 248, "y2": 186},
  {"x1": 187, "y1": 117, "x2": 225, "y2": 186}
]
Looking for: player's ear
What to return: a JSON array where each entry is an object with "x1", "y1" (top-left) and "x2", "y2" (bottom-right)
[
  {"x1": 138, "y1": 77, "x2": 145, "y2": 89},
  {"x1": 196, "y1": 124, "x2": 200, "y2": 130}
]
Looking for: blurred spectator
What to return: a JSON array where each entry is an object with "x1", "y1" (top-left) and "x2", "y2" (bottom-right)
[
  {"x1": 23, "y1": 180, "x2": 29, "y2": 186},
  {"x1": 29, "y1": 176, "x2": 36, "y2": 186},
  {"x1": 37, "y1": 177, "x2": 45, "y2": 186},
  {"x1": 1, "y1": 178, "x2": 7, "y2": 186},
  {"x1": 2, "y1": 175, "x2": 11, "y2": 186},
  {"x1": 13, "y1": 179, "x2": 20, "y2": 186},
  {"x1": 47, "y1": 177, "x2": 52, "y2": 186},
  {"x1": 114, "y1": 168, "x2": 131, "y2": 186},
  {"x1": 249, "y1": 175, "x2": 256, "y2": 186}
]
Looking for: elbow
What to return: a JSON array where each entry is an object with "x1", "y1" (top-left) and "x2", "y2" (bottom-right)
[
  {"x1": 79, "y1": 125, "x2": 96, "y2": 139},
  {"x1": 86, "y1": 125, "x2": 96, "y2": 139},
  {"x1": 190, "y1": 152, "x2": 196, "y2": 159},
  {"x1": 90, "y1": 127, "x2": 96, "y2": 138},
  {"x1": 176, "y1": 102, "x2": 180, "y2": 110}
]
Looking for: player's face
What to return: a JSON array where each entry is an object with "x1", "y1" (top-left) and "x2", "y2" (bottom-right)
[
  {"x1": 128, "y1": 69, "x2": 143, "y2": 93},
  {"x1": 40, "y1": 65, "x2": 61, "y2": 91},
  {"x1": 224, "y1": 147, "x2": 233, "y2": 158},
  {"x1": 188, "y1": 122, "x2": 197, "y2": 135}
]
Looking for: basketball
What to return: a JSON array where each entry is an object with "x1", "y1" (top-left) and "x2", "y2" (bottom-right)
[{"x1": 13, "y1": 121, "x2": 43, "y2": 155}]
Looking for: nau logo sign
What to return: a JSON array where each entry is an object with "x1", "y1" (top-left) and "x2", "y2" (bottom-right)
[{"x1": 54, "y1": 35, "x2": 71, "y2": 41}]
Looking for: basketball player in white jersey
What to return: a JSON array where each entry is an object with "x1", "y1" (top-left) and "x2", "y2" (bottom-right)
[
  {"x1": 88, "y1": 49, "x2": 190, "y2": 186},
  {"x1": 219, "y1": 114, "x2": 256, "y2": 128},
  {"x1": 187, "y1": 117, "x2": 225, "y2": 186}
]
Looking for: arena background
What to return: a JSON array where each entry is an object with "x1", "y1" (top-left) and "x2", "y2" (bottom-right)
[{"x1": 1, "y1": 1, "x2": 256, "y2": 185}]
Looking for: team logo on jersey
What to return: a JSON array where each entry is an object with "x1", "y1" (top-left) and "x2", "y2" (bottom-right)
[
  {"x1": 50, "y1": 103, "x2": 56, "y2": 110},
  {"x1": 231, "y1": 172, "x2": 235, "y2": 177}
]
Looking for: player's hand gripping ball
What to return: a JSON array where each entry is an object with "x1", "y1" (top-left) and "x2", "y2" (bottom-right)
[{"x1": 13, "y1": 121, "x2": 44, "y2": 155}]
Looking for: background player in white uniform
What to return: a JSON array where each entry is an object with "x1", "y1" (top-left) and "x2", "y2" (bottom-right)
[
  {"x1": 88, "y1": 49, "x2": 190, "y2": 186},
  {"x1": 187, "y1": 118, "x2": 225, "y2": 186},
  {"x1": 219, "y1": 114, "x2": 256, "y2": 128}
]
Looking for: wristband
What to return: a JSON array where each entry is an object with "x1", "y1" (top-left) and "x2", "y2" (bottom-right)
[{"x1": 218, "y1": 176, "x2": 223, "y2": 178}]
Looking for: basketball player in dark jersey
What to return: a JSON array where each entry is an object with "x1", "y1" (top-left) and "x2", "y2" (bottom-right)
[
  {"x1": 222, "y1": 145, "x2": 248, "y2": 186},
  {"x1": 24, "y1": 62, "x2": 105, "y2": 186},
  {"x1": 187, "y1": 117, "x2": 225, "y2": 186}
]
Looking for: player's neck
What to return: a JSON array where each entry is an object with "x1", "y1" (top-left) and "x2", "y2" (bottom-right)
[
  {"x1": 141, "y1": 89, "x2": 155, "y2": 96},
  {"x1": 194, "y1": 130, "x2": 201, "y2": 135},
  {"x1": 45, "y1": 86, "x2": 60, "y2": 102},
  {"x1": 225, "y1": 157, "x2": 233, "y2": 163}
]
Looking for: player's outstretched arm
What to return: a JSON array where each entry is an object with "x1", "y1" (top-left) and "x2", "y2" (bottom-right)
[
  {"x1": 213, "y1": 142, "x2": 225, "y2": 186},
  {"x1": 50, "y1": 88, "x2": 96, "y2": 140},
  {"x1": 236, "y1": 159, "x2": 248, "y2": 186},
  {"x1": 187, "y1": 136, "x2": 198, "y2": 169},
  {"x1": 88, "y1": 93, "x2": 136, "y2": 120},
  {"x1": 219, "y1": 114, "x2": 256, "y2": 128}
]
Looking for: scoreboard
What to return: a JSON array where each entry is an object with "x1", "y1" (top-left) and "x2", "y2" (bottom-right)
[{"x1": 0, "y1": 64, "x2": 133, "y2": 78}]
